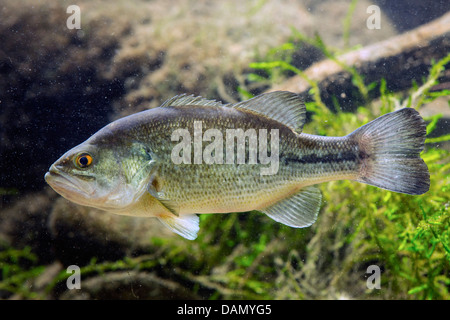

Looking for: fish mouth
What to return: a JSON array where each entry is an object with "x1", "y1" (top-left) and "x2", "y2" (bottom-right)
[{"x1": 45, "y1": 165, "x2": 96, "y2": 206}]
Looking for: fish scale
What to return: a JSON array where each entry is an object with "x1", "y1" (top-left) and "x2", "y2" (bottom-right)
[{"x1": 146, "y1": 118, "x2": 297, "y2": 212}]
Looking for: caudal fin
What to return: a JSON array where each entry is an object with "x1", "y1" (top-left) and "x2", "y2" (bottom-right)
[{"x1": 350, "y1": 108, "x2": 430, "y2": 195}]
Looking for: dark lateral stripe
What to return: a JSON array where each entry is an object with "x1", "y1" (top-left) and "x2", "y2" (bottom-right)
[{"x1": 282, "y1": 151, "x2": 359, "y2": 165}]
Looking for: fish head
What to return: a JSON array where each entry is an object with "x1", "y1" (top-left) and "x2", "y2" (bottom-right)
[{"x1": 45, "y1": 137, "x2": 153, "y2": 211}]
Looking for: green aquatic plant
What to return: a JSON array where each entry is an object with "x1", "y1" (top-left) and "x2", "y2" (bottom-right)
[
  {"x1": 0, "y1": 188, "x2": 19, "y2": 196},
  {"x1": 342, "y1": 0, "x2": 359, "y2": 49},
  {"x1": 0, "y1": 245, "x2": 46, "y2": 299}
]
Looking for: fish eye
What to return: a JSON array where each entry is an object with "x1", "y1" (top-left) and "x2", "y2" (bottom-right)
[{"x1": 75, "y1": 153, "x2": 93, "y2": 169}]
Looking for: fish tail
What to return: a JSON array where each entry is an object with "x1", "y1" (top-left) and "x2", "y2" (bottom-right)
[{"x1": 350, "y1": 108, "x2": 430, "y2": 195}]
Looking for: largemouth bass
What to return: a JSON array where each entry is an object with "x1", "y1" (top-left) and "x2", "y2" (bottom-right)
[{"x1": 45, "y1": 91, "x2": 429, "y2": 239}]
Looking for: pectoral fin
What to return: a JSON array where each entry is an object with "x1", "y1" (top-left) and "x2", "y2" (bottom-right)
[
  {"x1": 157, "y1": 214, "x2": 200, "y2": 240},
  {"x1": 260, "y1": 186, "x2": 322, "y2": 228},
  {"x1": 147, "y1": 173, "x2": 180, "y2": 216}
]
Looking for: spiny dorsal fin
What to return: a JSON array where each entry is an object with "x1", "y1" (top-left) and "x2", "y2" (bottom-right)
[
  {"x1": 259, "y1": 186, "x2": 322, "y2": 228},
  {"x1": 232, "y1": 91, "x2": 306, "y2": 133},
  {"x1": 159, "y1": 94, "x2": 225, "y2": 108}
]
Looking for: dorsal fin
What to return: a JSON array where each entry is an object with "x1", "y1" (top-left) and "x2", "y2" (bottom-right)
[
  {"x1": 159, "y1": 94, "x2": 225, "y2": 108},
  {"x1": 232, "y1": 91, "x2": 306, "y2": 133}
]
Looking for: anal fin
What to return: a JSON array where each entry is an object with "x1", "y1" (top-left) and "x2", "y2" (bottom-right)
[
  {"x1": 157, "y1": 214, "x2": 200, "y2": 240},
  {"x1": 260, "y1": 186, "x2": 322, "y2": 228}
]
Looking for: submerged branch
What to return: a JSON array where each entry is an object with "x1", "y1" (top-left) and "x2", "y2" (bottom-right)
[{"x1": 270, "y1": 12, "x2": 450, "y2": 107}]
